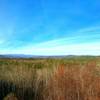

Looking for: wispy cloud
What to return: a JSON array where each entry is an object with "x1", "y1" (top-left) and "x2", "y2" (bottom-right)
[
  {"x1": 24, "y1": 25, "x2": 100, "y2": 48},
  {"x1": 1, "y1": 26, "x2": 99, "y2": 55},
  {"x1": 1, "y1": 41, "x2": 99, "y2": 55}
]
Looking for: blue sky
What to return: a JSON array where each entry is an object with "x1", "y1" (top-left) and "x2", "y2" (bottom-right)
[{"x1": 0, "y1": 0, "x2": 100, "y2": 55}]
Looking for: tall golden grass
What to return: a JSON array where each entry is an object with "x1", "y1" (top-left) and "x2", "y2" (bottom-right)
[{"x1": 0, "y1": 57, "x2": 100, "y2": 100}]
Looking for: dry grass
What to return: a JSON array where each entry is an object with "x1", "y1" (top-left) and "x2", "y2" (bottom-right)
[{"x1": 0, "y1": 57, "x2": 100, "y2": 100}]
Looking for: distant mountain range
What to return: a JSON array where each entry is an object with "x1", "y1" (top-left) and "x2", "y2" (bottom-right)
[
  {"x1": 0, "y1": 54, "x2": 99, "y2": 58},
  {"x1": 0, "y1": 54, "x2": 38, "y2": 58},
  {"x1": 0, "y1": 54, "x2": 77, "y2": 58}
]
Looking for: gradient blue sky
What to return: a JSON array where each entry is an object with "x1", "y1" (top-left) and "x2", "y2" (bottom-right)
[{"x1": 0, "y1": 0, "x2": 100, "y2": 55}]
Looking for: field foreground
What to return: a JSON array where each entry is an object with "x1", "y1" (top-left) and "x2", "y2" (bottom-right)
[{"x1": 0, "y1": 56, "x2": 100, "y2": 100}]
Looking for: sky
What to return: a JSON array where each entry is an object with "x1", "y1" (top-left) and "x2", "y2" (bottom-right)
[{"x1": 0, "y1": 0, "x2": 100, "y2": 55}]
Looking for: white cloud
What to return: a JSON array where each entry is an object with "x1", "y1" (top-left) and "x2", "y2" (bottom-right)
[
  {"x1": 0, "y1": 25, "x2": 100, "y2": 55},
  {"x1": 2, "y1": 41, "x2": 98, "y2": 55}
]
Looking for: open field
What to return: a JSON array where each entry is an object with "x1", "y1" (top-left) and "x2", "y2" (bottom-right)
[{"x1": 0, "y1": 56, "x2": 100, "y2": 100}]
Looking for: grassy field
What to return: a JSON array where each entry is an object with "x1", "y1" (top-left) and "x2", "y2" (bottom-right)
[{"x1": 0, "y1": 56, "x2": 100, "y2": 100}]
